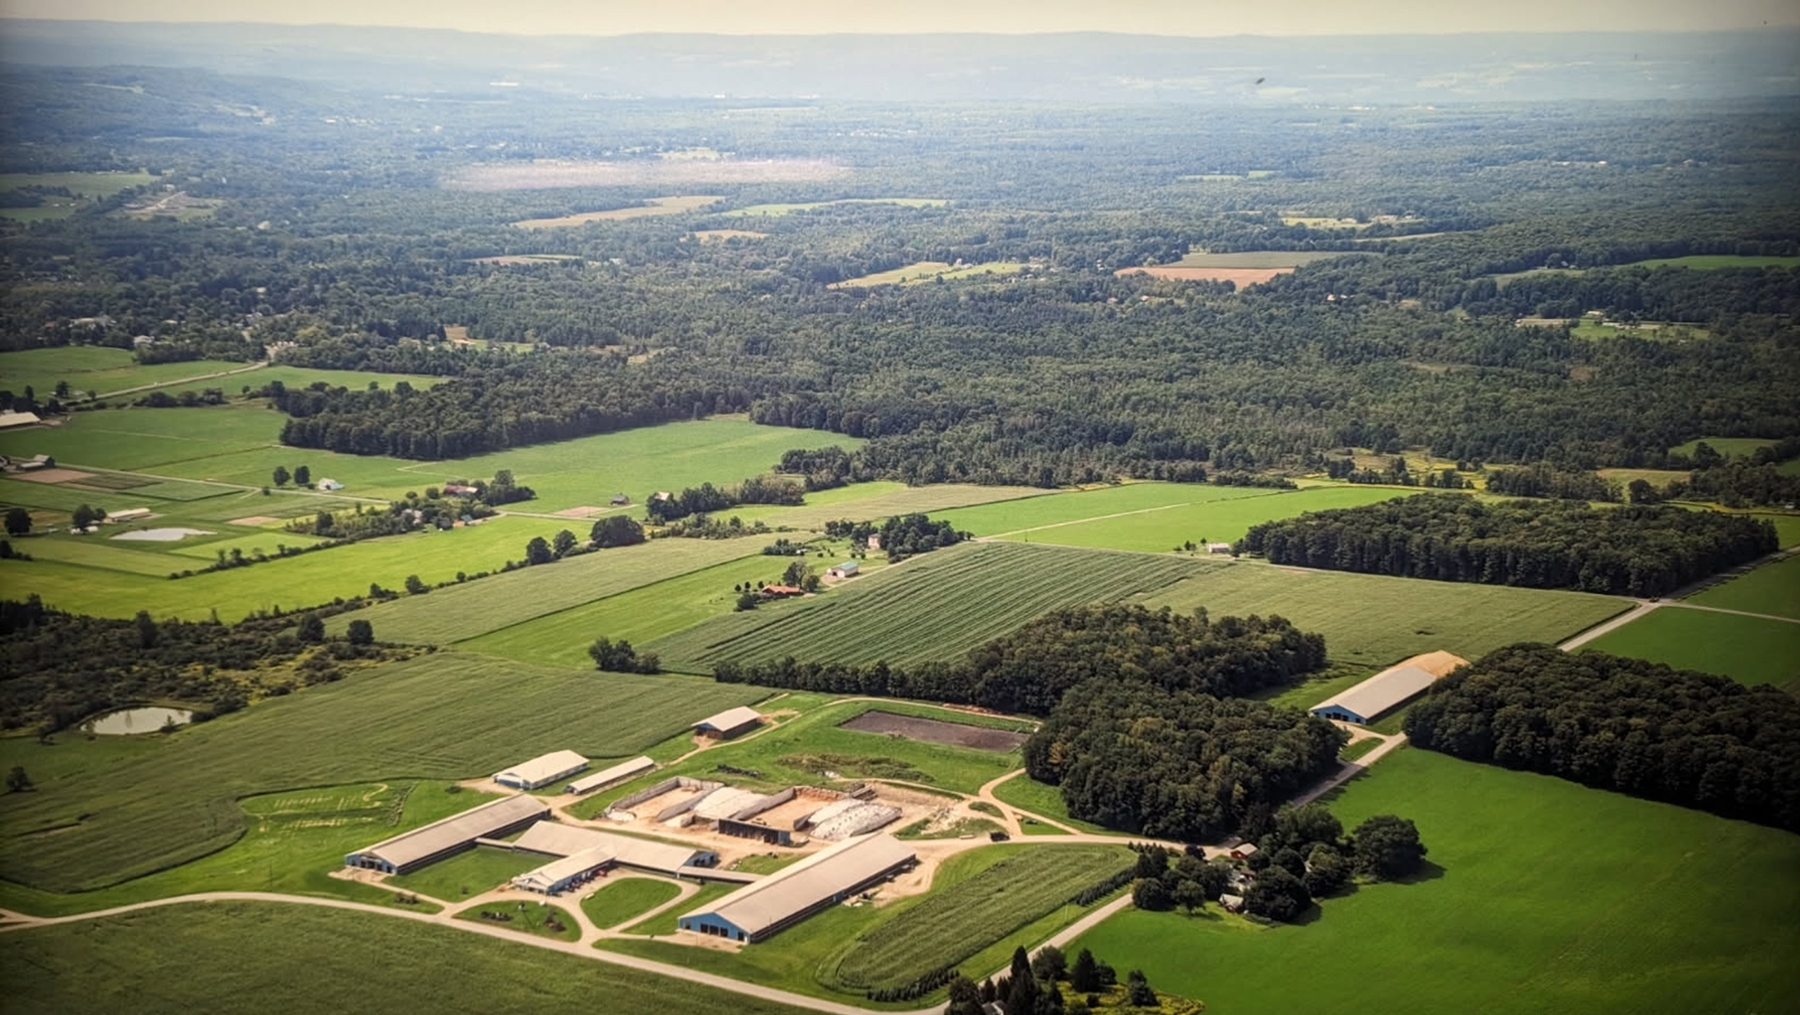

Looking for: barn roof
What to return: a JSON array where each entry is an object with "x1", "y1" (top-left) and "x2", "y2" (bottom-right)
[
  {"x1": 356, "y1": 794, "x2": 548, "y2": 869},
  {"x1": 565, "y1": 756, "x2": 655, "y2": 794},
  {"x1": 512, "y1": 846, "x2": 612, "y2": 891},
  {"x1": 495, "y1": 750, "x2": 588, "y2": 785},
  {"x1": 695, "y1": 705, "x2": 762, "y2": 732},
  {"x1": 1311, "y1": 651, "x2": 1470, "y2": 723},
  {"x1": 682, "y1": 833, "x2": 915, "y2": 937},
  {"x1": 512, "y1": 821, "x2": 709, "y2": 874}
]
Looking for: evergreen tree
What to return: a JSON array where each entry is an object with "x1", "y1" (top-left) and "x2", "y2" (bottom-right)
[
  {"x1": 1069, "y1": 949, "x2": 1101, "y2": 993},
  {"x1": 293, "y1": 464, "x2": 311, "y2": 487},
  {"x1": 272, "y1": 465, "x2": 290, "y2": 487}
]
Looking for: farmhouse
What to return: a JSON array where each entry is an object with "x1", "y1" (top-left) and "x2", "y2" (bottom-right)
[
  {"x1": 442, "y1": 483, "x2": 479, "y2": 497},
  {"x1": 760, "y1": 584, "x2": 804, "y2": 599},
  {"x1": 316, "y1": 478, "x2": 343, "y2": 491},
  {"x1": 694, "y1": 706, "x2": 762, "y2": 739},
  {"x1": 494, "y1": 750, "x2": 589, "y2": 790},
  {"x1": 678, "y1": 833, "x2": 917, "y2": 943},
  {"x1": 510, "y1": 820, "x2": 719, "y2": 876},
  {"x1": 1310, "y1": 650, "x2": 1470, "y2": 725},
  {"x1": 344, "y1": 794, "x2": 548, "y2": 874},
  {"x1": 827, "y1": 560, "x2": 860, "y2": 579},
  {"x1": 0, "y1": 411, "x2": 42, "y2": 429},
  {"x1": 109, "y1": 508, "x2": 153, "y2": 523},
  {"x1": 564, "y1": 755, "x2": 655, "y2": 795}
]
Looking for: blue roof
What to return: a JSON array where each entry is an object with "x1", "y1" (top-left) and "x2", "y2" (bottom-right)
[{"x1": 835, "y1": 560, "x2": 858, "y2": 569}]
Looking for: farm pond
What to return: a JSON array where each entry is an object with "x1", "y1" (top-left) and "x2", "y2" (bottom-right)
[{"x1": 84, "y1": 706, "x2": 194, "y2": 734}]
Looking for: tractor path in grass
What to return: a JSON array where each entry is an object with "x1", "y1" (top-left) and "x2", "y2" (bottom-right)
[{"x1": 90, "y1": 359, "x2": 271, "y2": 400}]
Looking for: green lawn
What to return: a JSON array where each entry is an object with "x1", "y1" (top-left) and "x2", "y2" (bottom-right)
[
  {"x1": 622, "y1": 880, "x2": 735, "y2": 935},
  {"x1": 580, "y1": 876, "x2": 685, "y2": 929},
  {"x1": 1582, "y1": 607, "x2": 1800, "y2": 688},
  {"x1": 1753, "y1": 513, "x2": 1800, "y2": 548},
  {"x1": 454, "y1": 900, "x2": 580, "y2": 941},
  {"x1": 1142, "y1": 561, "x2": 1629, "y2": 669},
  {"x1": 0, "y1": 902, "x2": 821, "y2": 1015},
  {"x1": 1073, "y1": 747, "x2": 1800, "y2": 1015},
  {"x1": 329, "y1": 537, "x2": 761, "y2": 644},
  {"x1": 1689, "y1": 553, "x2": 1800, "y2": 620},
  {"x1": 0, "y1": 652, "x2": 763, "y2": 896},
  {"x1": 990, "y1": 485, "x2": 1415, "y2": 552},
  {"x1": 388, "y1": 846, "x2": 543, "y2": 901},
  {"x1": 989, "y1": 774, "x2": 1114, "y2": 835},
  {"x1": 656, "y1": 699, "x2": 1027, "y2": 795},
  {"x1": 649, "y1": 541, "x2": 1210, "y2": 673},
  {"x1": 1667, "y1": 436, "x2": 1779, "y2": 459},
  {"x1": 0, "y1": 348, "x2": 245, "y2": 398}
]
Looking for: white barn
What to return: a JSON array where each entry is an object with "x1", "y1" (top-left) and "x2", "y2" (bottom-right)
[
  {"x1": 1310, "y1": 651, "x2": 1469, "y2": 725},
  {"x1": 565, "y1": 756, "x2": 655, "y2": 795},
  {"x1": 494, "y1": 750, "x2": 589, "y2": 790}
]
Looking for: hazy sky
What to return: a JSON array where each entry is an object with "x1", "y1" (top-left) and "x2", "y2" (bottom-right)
[{"x1": 0, "y1": 0, "x2": 1794, "y2": 36}]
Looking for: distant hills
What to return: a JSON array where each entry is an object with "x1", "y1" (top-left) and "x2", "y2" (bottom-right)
[{"x1": 2, "y1": 20, "x2": 1797, "y2": 103}]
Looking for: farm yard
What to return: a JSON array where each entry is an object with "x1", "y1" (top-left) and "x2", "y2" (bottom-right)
[
  {"x1": 0, "y1": 653, "x2": 762, "y2": 895},
  {"x1": 1073, "y1": 747, "x2": 1800, "y2": 1015},
  {"x1": 646, "y1": 542, "x2": 1212, "y2": 672},
  {"x1": 0, "y1": 903, "x2": 822, "y2": 1015}
]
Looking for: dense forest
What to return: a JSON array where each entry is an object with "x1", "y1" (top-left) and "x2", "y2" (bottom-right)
[
  {"x1": 1404, "y1": 644, "x2": 1800, "y2": 832},
  {"x1": 1238, "y1": 496, "x2": 1778, "y2": 596},
  {"x1": 0, "y1": 596, "x2": 409, "y2": 733}
]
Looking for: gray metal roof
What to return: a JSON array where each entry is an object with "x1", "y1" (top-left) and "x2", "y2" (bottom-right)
[
  {"x1": 494, "y1": 749, "x2": 588, "y2": 786},
  {"x1": 565, "y1": 756, "x2": 655, "y2": 794},
  {"x1": 683, "y1": 833, "x2": 915, "y2": 937},
  {"x1": 512, "y1": 821, "x2": 708, "y2": 874},
  {"x1": 512, "y1": 846, "x2": 613, "y2": 892},
  {"x1": 1313, "y1": 665, "x2": 1440, "y2": 722},
  {"x1": 357, "y1": 794, "x2": 548, "y2": 869},
  {"x1": 695, "y1": 705, "x2": 762, "y2": 731}
]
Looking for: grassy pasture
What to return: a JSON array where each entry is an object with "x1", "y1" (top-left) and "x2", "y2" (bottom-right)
[
  {"x1": 455, "y1": 901, "x2": 580, "y2": 941},
  {"x1": 1629, "y1": 254, "x2": 1800, "y2": 270},
  {"x1": 726, "y1": 480, "x2": 1048, "y2": 529},
  {"x1": 388, "y1": 846, "x2": 543, "y2": 902},
  {"x1": 1073, "y1": 747, "x2": 1800, "y2": 1015},
  {"x1": 823, "y1": 844, "x2": 1133, "y2": 992},
  {"x1": 929, "y1": 481, "x2": 1265, "y2": 535},
  {"x1": 0, "y1": 404, "x2": 281, "y2": 471},
  {"x1": 6, "y1": 515, "x2": 574, "y2": 620},
  {"x1": 1164, "y1": 250, "x2": 1360, "y2": 268},
  {"x1": 1142, "y1": 561, "x2": 1628, "y2": 668},
  {"x1": 0, "y1": 652, "x2": 763, "y2": 895},
  {"x1": 0, "y1": 348, "x2": 249, "y2": 399},
  {"x1": 328, "y1": 537, "x2": 760, "y2": 644},
  {"x1": 722, "y1": 197, "x2": 947, "y2": 217},
  {"x1": 654, "y1": 699, "x2": 1027, "y2": 794},
  {"x1": 990, "y1": 775, "x2": 1112, "y2": 835},
  {"x1": 511, "y1": 195, "x2": 723, "y2": 228},
  {"x1": 1688, "y1": 553, "x2": 1800, "y2": 619},
  {"x1": 0, "y1": 170, "x2": 158, "y2": 220},
  {"x1": 830, "y1": 261, "x2": 1026, "y2": 288},
  {"x1": 648, "y1": 542, "x2": 1209, "y2": 673},
  {"x1": 0, "y1": 903, "x2": 821, "y2": 1015},
  {"x1": 1668, "y1": 436, "x2": 1778, "y2": 460},
  {"x1": 1582, "y1": 607, "x2": 1800, "y2": 688},
  {"x1": 1569, "y1": 318, "x2": 1709, "y2": 341},
  {"x1": 580, "y1": 877, "x2": 684, "y2": 929},
  {"x1": 988, "y1": 485, "x2": 1415, "y2": 552}
]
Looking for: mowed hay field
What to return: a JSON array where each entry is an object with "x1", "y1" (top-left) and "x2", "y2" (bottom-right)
[
  {"x1": 984, "y1": 485, "x2": 1415, "y2": 551},
  {"x1": 0, "y1": 653, "x2": 763, "y2": 894},
  {"x1": 1073, "y1": 748, "x2": 1800, "y2": 1015},
  {"x1": 725, "y1": 480, "x2": 1049, "y2": 530},
  {"x1": 0, "y1": 347, "x2": 243, "y2": 398},
  {"x1": 1689, "y1": 553, "x2": 1800, "y2": 619},
  {"x1": 648, "y1": 542, "x2": 1212, "y2": 672},
  {"x1": 829, "y1": 261, "x2": 1026, "y2": 288},
  {"x1": 327, "y1": 537, "x2": 760, "y2": 644},
  {"x1": 1143, "y1": 562, "x2": 1628, "y2": 668},
  {"x1": 931, "y1": 480, "x2": 1275, "y2": 535},
  {"x1": 1582, "y1": 607, "x2": 1800, "y2": 688},
  {"x1": 1115, "y1": 250, "x2": 1363, "y2": 285},
  {"x1": 0, "y1": 903, "x2": 820, "y2": 1015},
  {"x1": 824, "y1": 844, "x2": 1134, "y2": 992},
  {"x1": 511, "y1": 194, "x2": 723, "y2": 228}
]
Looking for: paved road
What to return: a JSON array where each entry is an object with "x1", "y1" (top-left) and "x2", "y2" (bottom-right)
[
  {"x1": 1558, "y1": 601, "x2": 1658, "y2": 651},
  {"x1": 1288, "y1": 733, "x2": 1410, "y2": 808}
]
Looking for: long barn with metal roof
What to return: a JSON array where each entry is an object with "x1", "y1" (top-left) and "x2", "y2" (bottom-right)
[
  {"x1": 1310, "y1": 650, "x2": 1469, "y2": 725},
  {"x1": 344, "y1": 795, "x2": 549, "y2": 874},
  {"x1": 678, "y1": 833, "x2": 916, "y2": 943}
]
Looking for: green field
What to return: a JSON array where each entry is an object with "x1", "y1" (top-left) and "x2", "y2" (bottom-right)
[
  {"x1": 1163, "y1": 250, "x2": 1360, "y2": 268},
  {"x1": 831, "y1": 261, "x2": 1026, "y2": 287},
  {"x1": 1582, "y1": 607, "x2": 1800, "y2": 688},
  {"x1": 932, "y1": 480, "x2": 1274, "y2": 536},
  {"x1": 454, "y1": 900, "x2": 580, "y2": 941},
  {"x1": 0, "y1": 653, "x2": 764, "y2": 896},
  {"x1": 655, "y1": 699, "x2": 1029, "y2": 795},
  {"x1": 1630, "y1": 254, "x2": 1800, "y2": 270},
  {"x1": 1141, "y1": 560, "x2": 1627, "y2": 668},
  {"x1": 580, "y1": 877, "x2": 685, "y2": 929},
  {"x1": 0, "y1": 170, "x2": 159, "y2": 220},
  {"x1": 648, "y1": 541, "x2": 1210, "y2": 672},
  {"x1": 722, "y1": 197, "x2": 947, "y2": 217},
  {"x1": 329, "y1": 537, "x2": 761, "y2": 644},
  {"x1": 1668, "y1": 436, "x2": 1779, "y2": 459},
  {"x1": 824, "y1": 844, "x2": 1133, "y2": 991},
  {"x1": 1690, "y1": 553, "x2": 1800, "y2": 619},
  {"x1": 987, "y1": 485, "x2": 1414, "y2": 551},
  {"x1": 1569, "y1": 318, "x2": 1709, "y2": 341},
  {"x1": 0, "y1": 903, "x2": 820, "y2": 1015},
  {"x1": 6, "y1": 515, "x2": 577, "y2": 620},
  {"x1": 1073, "y1": 747, "x2": 1800, "y2": 1015},
  {"x1": 389, "y1": 846, "x2": 543, "y2": 902},
  {"x1": 623, "y1": 880, "x2": 736, "y2": 935},
  {"x1": 726, "y1": 480, "x2": 1047, "y2": 530},
  {"x1": 989, "y1": 774, "x2": 1112, "y2": 835},
  {"x1": 0, "y1": 347, "x2": 246, "y2": 398}
]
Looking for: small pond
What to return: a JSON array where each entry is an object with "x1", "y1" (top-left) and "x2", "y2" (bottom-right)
[
  {"x1": 86, "y1": 706, "x2": 195, "y2": 735},
  {"x1": 111, "y1": 527, "x2": 214, "y2": 542}
]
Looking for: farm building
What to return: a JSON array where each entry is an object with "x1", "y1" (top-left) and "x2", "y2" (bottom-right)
[
  {"x1": 759, "y1": 584, "x2": 803, "y2": 599},
  {"x1": 1206, "y1": 542, "x2": 1233, "y2": 554},
  {"x1": 678, "y1": 833, "x2": 917, "y2": 943},
  {"x1": 610, "y1": 493, "x2": 630, "y2": 506},
  {"x1": 316, "y1": 478, "x2": 343, "y2": 491},
  {"x1": 510, "y1": 820, "x2": 718, "y2": 876},
  {"x1": 803, "y1": 798, "x2": 902, "y2": 840},
  {"x1": 0, "y1": 411, "x2": 41, "y2": 429},
  {"x1": 564, "y1": 756, "x2": 655, "y2": 795},
  {"x1": 344, "y1": 794, "x2": 548, "y2": 874},
  {"x1": 442, "y1": 483, "x2": 479, "y2": 497},
  {"x1": 494, "y1": 750, "x2": 589, "y2": 790},
  {"x1": 694, "y1": 706, "x2": 762, "y2": 740},
  {"x1": 109, "y1": 508, "x2": 153, "y2": 522},
  {"x1": 511, "y1": 846, "x2": 611, "y2": 895},
  {"x1": 1229, "y1": 842, "x2": 1259, "y2": 860},
  {"x1": 1310, "y1": 650, "x2": 1470, "y2": 725},
  {"x1": 827, "y1": 560, "x2": 860, "y2": 579}
]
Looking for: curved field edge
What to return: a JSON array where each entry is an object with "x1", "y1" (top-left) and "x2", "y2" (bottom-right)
[
  {"x1": 0, "y1": 653, "x2": 765, "y2": 894},
  {"x1": 0, "y1": 901, "x2": 821, "y2": 1015}
]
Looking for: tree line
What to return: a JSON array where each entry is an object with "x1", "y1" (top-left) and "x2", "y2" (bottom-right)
[
  {"x1": 1405, "y1": 643, "x2": 1800, "y2": 832},
  {"x1": 1239, "y1": 495, "x2": 1777, "y2": 597}
]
